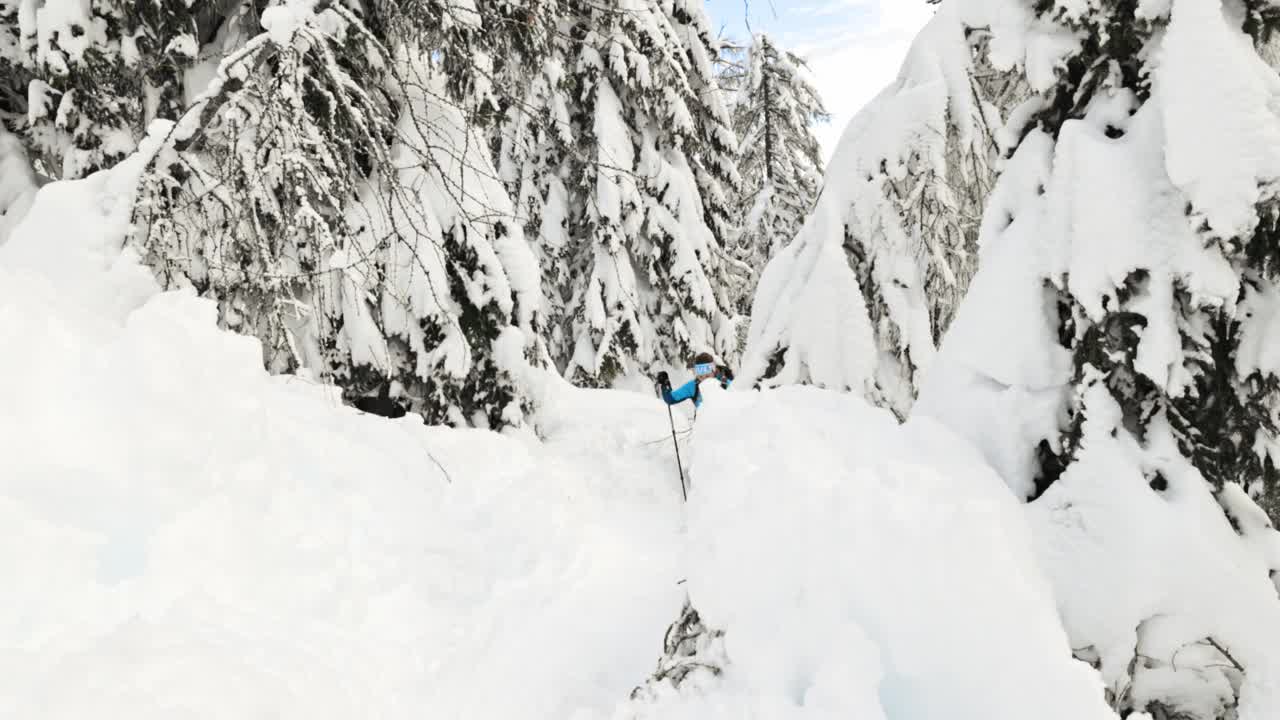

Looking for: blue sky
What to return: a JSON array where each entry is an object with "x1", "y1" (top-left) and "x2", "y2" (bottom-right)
[{"x1": 702, "y1": 0, "x2": 935, "y2": 163}]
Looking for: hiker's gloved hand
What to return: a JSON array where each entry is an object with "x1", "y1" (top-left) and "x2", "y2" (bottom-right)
[
  {"x1": 656, "y1": 371, "x2": 670, "y2": 389},
  {"x1": 719, "y1": 366, "x2": 734, "y2": 381}
]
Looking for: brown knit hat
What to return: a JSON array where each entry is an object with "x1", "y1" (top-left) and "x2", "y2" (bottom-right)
[{"x1": 688, "y1": 351, "x2": 715, "y2": 368}]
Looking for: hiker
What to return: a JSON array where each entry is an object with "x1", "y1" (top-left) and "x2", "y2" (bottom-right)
[{"x1": 657, "y1": 352, "x2": 734, "y2": 408}]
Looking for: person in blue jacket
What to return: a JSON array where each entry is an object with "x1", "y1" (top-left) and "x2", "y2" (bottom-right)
[{"x1": 657, "y1": 352, "x2": 734, "y2": 408}]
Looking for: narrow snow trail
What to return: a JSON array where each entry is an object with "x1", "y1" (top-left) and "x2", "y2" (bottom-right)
[{"x1": 420, "y1": 387, "x2": 692, "y2": 717}]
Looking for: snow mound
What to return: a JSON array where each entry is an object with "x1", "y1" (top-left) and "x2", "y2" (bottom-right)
[
  {"x1": 0, "y1": 146, "x2": 688, "y2": 719},
  {"x1": 1030, "y1": 387, "x2": 1280, "y2": 720},
  {"x1": 0, "y1": 125, "x2": 38, "y2": 245},
  {"x1": 616, "y1": 384, "x2": 1113, "y2": 720}
]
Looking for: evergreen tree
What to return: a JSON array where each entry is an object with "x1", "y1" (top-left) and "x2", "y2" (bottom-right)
[
  {"x1": 2, "y1": 0, "x2": 235, "y2": 178},
  {"x1": 922, "y1": 0, "x2": 1280, "y2": 715},
  {"x1": 4, "y1": 0, "x2": 743, "y2": 415},
  {"x1": 499, "y1": 0, "x2": 737, "y2": 386},
  {"x1": 131, "y1": 0, "x2": 550, "y2": 428},
  {"x1": 729, "y1": 33, "x2": 828, "y2": 313},
  {"x1": 1019, "y1": 0, "x2": 1280, "y2": 523},
  {"x1": 740, "y1": 7, "x2": 1021, "y2": 416},
  {"x1": 494, "y1": 9, "x2": 577, "y2": 372},
  {"x1": 663, "y1": 0, "x2": 742, "y2": 286}
]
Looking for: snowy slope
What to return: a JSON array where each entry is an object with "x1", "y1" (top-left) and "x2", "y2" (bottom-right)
[
  {"x1": 4, "y1": 137, "x2": 1112, "y2": 719},
  {"x1": 613, "y1": 383, "x2": 1113, "y2": 719},
  {"x1": 0, "y1": 136, "x2": 687, "y2": 719}
]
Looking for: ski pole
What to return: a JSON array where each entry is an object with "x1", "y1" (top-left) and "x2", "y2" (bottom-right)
[
  {"x1": 666, "y1": 402, "x2": 688, "y2": 502},
  {"x1": 656, "y1": 379, "x2": 688, "y2": 502}
]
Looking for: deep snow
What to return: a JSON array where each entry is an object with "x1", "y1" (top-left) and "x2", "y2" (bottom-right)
[
  {"x1": 0, "y1": 125, "x2": 38, "y2": 245},
  {"x1": 619, "y1": 381, "x2": 1112, "y2": 719},
  {"x1": 0, "y1": 143, "x2": 1121, "y2": 718},
  {"x1": 0, "y1": 138, "x2": 688, "y2": 718}
]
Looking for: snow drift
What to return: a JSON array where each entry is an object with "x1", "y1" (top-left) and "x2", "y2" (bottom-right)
[
  {"x1": 0, "y1": 125, "x2": 38, "y2": 245},
  {"x1": 614, "y1": 382, "x2": 1112, "y2": 719},
  {"x1": 4, "y1": 136, "x2": 1119, "y2": 718},
  {"x1": 0, "y1": 132, "x2": 688, "y2": 719}
]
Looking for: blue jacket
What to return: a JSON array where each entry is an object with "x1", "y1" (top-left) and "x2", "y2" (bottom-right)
[{"x1": 663, "y1": 376, "x2": 732, "y2": 407}]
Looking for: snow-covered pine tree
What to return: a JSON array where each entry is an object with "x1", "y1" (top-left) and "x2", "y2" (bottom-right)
[
  {"x1": 383, "y1": 0, "x2": 556, "y2": 124},
  {"x1": 494, "y1": 7, "x2": 577, "y2": 369},
  {"x1": 1012, "y1": 0, "x2": 1280, "y2": 525},
  {"x1": 2, "y1": 0, "x2": 227, "y2": 179},
  {"x1": 729, "y1": 33, "x2": 828, "y2": 314},
  {"x1": 662, "y1": 0, "x2": 742, "y2": 308},
  {"x1": 986, "y1": 0, "x2": 1280, "y2": 537},
  {"x1": 740, "y1": 5, "x2": 1022, "y2": 416},
  {"x1": 526, "y1": 0, "x2": 735, "y2": 386},
  {"x1": 132, "y1": 0, "x2": 548, "y2": 428},
  {"x1": 914, "y1": 0, "x2": 1280, "y2": 716}
]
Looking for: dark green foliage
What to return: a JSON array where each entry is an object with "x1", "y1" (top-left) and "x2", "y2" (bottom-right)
[
  {"x1": 669, "y1": 0, "x2": 740, "y2": 248},
  {"x1": 1027, "y1": 0, "x2": 1280, "y2": 524},
  {"x1": 518, "y1": 0, "x2": 734, "y2": 382},
  {"x1": 1170, "y1": 311, "x2": 1279, "y2": 493},
  {"x1": 1033, "y1": 0, "x2": 1151, "y2": 137},
  {"x1": 127, "y1": 2, "x2": 546, "y2": 429},
  {"x1": 1043, "y1": 219, "x2": 1280, "y2": 520},
  {"x1": 760, "y1": 346, "x2": 786, "y2": 388},
  {"x1": 7, "y1": 0, "x2": 225, "y2": 177},
  {"x1": 375, "y1": 0, "x2": 553, "y2": 124},
  {"x1": 0, "y1": 2, "x2": 31, "y2": 132},
  {"x1": 844, "y1": 223, "x2": 890, "y2": 351},
  {"x1": 8, "y1": 0, "x2": 734, "y2": 424},
  {"x1": 1243, "y1": 0, "x2": 1280, "y2": 46}
]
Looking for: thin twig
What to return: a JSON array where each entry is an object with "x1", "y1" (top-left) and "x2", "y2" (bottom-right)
[{"x1": 1206, "y1": 637, "x2": 1246, "y2": 672}]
